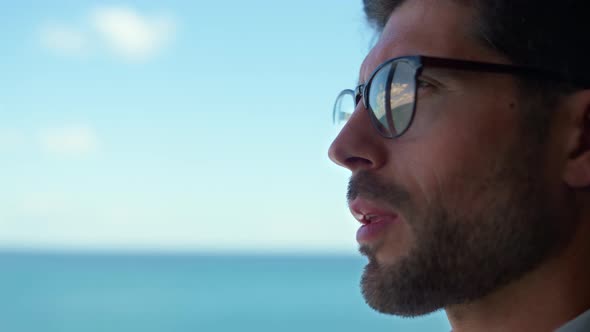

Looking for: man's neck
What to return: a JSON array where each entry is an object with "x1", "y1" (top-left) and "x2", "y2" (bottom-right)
[{"x1": 445, "y1": 222, "x2": 590, "y2": 332}]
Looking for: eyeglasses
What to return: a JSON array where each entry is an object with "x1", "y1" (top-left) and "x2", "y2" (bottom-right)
[{"x1": 333, "y1": 55, "x2": 589, "y2": 138}]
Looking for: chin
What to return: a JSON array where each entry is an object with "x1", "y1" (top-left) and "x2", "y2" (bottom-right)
[{"x1": 360, "y1": 259, "x2": 445, "y2": 317}]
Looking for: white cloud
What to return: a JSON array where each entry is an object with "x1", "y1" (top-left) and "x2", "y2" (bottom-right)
[
  {"x1": 40, "y1": 125, "x2": 99, "y2": 156},
  {"x1": 39, "y1": 22, "x2": 88, "y2": 56},
  {"x1": 38, "y1": 6, "x2": 176, "y2": 62},
  {"x1": 91, "y1": 6, "x2": 176, "y2": 61}
]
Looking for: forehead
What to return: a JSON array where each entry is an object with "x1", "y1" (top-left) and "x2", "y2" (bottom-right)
[{"x1": 360, "y1": 0, "x2": 507, "y2": 82}]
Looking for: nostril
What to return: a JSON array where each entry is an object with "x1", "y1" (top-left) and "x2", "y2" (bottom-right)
[{"x1": 345, "y1": 156, "x2": 375, "y2": 169}]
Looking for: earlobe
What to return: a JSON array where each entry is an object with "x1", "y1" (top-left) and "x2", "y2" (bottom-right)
[{"x1": 563, "y1": 98, "x2": 590, "y2": 188}]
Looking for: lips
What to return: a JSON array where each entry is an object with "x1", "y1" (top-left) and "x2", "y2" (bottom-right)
[{"x1": 349, "y1": 198, "x2": 399, "y2": 245}]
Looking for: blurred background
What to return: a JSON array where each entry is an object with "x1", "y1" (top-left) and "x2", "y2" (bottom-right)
[{"x1": 0, "y1": 0, "x2": 449, "y2": 331}]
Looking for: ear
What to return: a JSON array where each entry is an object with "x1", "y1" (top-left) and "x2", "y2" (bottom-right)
[{"x1": 563, "y1": 90, "x2": 590, "y2": 188}]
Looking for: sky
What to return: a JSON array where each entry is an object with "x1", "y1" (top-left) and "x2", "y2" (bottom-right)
[{"x1": 0, "y1": 0, "x2": 376, "y2": 253}]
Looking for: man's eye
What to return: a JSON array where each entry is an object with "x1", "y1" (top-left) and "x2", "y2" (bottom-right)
[{"x1": 417, "y1": 79, "x2": 435, "y2": 89}]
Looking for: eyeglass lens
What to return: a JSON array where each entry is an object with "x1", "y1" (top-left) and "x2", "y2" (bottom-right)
[
  {"x1": 334, "y1": 60, "x2": 417, "y2": 138},
  {"x1": 333, "y1": 90, "x2": 355, "y2": 125}
]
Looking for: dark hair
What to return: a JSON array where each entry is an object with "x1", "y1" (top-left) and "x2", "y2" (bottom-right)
[{"x1": 363, "y1": 0, "x2": 589, "y2": 92}]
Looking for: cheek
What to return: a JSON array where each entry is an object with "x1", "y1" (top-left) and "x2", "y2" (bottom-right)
[{"x1": 392, "y1": 94, "x2": 522, "y2": 208}]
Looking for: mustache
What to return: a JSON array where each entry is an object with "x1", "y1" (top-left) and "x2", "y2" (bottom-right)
[{"x1": 347, "y1": 171, "x2": 412, "y2": 206}]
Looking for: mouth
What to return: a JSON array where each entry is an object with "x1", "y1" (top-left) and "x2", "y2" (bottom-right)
[
  {"x1": 349, "y1": 198, "x2": 400, "y2": 245},
  {"x1": 349, "y1": 197, "x2": 399, "y2": 223}
]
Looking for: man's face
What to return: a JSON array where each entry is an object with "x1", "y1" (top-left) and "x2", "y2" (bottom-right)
[{"x1": 329, "y1": 0, "x2": 569, "y2": 316}]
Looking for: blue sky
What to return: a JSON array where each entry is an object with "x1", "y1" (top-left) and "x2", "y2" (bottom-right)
[{"x1": 0, "y1": 0, "x2": 376, "y2": 253}]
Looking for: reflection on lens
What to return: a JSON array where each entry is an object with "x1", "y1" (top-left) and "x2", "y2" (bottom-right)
[
  {"x1": 389, "y1": 62, "x2": 415, "y2": 135},
  {"x1": 368, "y1": 60, "x2": 415, "y2": 137},
  {"x1": 369, "y1": 63, "x2": 392, "y2": 130}
]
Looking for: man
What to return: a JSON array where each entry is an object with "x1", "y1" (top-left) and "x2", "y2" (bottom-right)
[{"x1": 328, "y1": 0, "x2": 590, "y2": 331}]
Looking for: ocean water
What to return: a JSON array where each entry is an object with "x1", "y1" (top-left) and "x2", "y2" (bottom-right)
[{"x1": 0, "y1": 252, "x2": 450, "y2": 332}]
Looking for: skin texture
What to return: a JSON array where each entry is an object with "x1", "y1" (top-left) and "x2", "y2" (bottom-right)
[{"x1": 328, "y1": 1, "x2": 590, "y2": 331}]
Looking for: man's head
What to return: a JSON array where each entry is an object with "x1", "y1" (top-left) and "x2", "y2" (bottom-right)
[{"x1": 329, "y1": 0, "x2": 590, "y2": 317}]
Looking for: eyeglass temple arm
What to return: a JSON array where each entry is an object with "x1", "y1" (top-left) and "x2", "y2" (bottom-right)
[{"x1": 421, "y1": 56, "x2": 590, "y2": 88}]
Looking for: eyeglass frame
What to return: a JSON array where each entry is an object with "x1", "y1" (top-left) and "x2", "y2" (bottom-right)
[{"x1": 334, "y1": 55, "x2": 590, "y2": 139}]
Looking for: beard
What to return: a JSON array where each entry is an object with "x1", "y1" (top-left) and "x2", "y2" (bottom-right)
[{"x1": 348, "y1": 134, "x2": 574, "y2": 317}]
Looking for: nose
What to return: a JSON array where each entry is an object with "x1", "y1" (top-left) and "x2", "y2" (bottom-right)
[{"x1": 328, "y1": 104, "x2": 387, "y2": 172}]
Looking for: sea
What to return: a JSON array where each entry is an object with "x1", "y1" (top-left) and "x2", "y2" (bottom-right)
[{"x1": 0, "y1": 251, "x2": 451, "y2": 332}]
